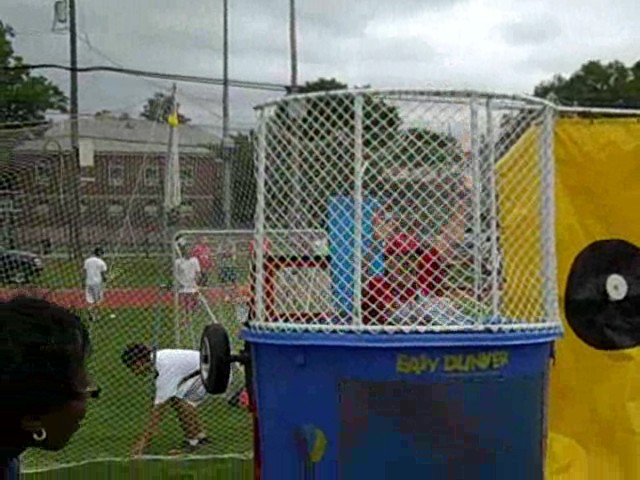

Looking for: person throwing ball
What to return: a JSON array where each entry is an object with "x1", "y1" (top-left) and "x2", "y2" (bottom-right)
[{"x1": 121, "y1": 344, "x2": 210, "y2": 455}]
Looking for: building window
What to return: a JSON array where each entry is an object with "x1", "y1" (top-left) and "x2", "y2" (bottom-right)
[
  {"x1": 180, "y1": 165, "x2": 195, "y2": 186},
  {"x1": 144, "y1": 165, "x2": 160, "y2": 186},
  {"x1": 0, "y1": 198, "x2": 13, "y2": 212},
  {"x1": 34, "y1": 203, "x2": 50, "y2": 216},
  {"x1": 108, "y1": 161, "x2": 124, "y2": 187},
  {"x1": 144, "y1": 204, "x2": 159, "y2": 217},
  {"x1": 35, "y1": 161, "x2": 52, "y2": 186},
  {"x1": 179, "y1": 202, "x2": 194, "y2": 218},
  {"x1": 107, "y1": 203, "x2": 124, "y2": 217}
]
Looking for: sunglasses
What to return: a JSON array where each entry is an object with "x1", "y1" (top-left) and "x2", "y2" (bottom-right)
[{"x1": 71, "y1": 385, "x2": 101, "y2": 400}]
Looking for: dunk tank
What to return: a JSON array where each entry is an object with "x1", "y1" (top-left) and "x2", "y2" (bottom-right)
[{"x1": 200, "y1": 90, "x2": 563, "y2": 479}]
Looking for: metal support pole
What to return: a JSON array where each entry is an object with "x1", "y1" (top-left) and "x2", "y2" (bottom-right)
[
  {"x1": 353, "y1": 95, "x2": 364, "y2": 326},
  {"x1": 539, "y1": 106, "x2": 560, "y2": 325},
  {"x1": 485, "y1": 99, "x2": 500, "y2": 319},
  {"x1": 222, "y1": 0, "x2": 229, "y2": 138},
  {"x1": 289, "y1": 0, "x2": 298, "y2": 91},
  {"x1": 68, "y1": 0, "x2": 82, "y2": 259},
  {"x1": 223, "y1": 138, "x2": 233, "y2": 229},
  {"x1": 470, "y1": 97, "x2": 483, "y2": 319},
  {"x1": 290, "y1": 101, "x2": 303, "y2": 229},
  {"x1": 221, "y1": 0, "x2": 232, "y2": 230},
  {"x1": 164, "y1": 83, "x2": 179, "y2": 345},
  {"x1": 254, "y1": 110, "x2": 267, "y2": 325}
]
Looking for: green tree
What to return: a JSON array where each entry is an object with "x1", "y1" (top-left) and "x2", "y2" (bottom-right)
[
  {"x1": 265, "y1": 78, "x2": 469, "y2": 229},
  {"x1": 0, "y1": 21, "x2": 67, "y2": 124},
  {"x1": 534, "y1": 59, "x2": 640, "y2": 108},
  {"x1": 140, "y1": 92, "x2": 191, "y2": 124},
  {"x1": 265, "y1": 78, "x2": 403, "y2": 228},
  {"x1": 230, "y1": 132, "x2": 256, "y2": 227}
]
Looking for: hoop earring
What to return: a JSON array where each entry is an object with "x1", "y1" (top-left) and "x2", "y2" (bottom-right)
[{"x1": 33, "y1": 428, "x2": 47, "y2": 442}]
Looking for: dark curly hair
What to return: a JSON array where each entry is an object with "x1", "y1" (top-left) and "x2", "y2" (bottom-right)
[
  {"x1": 0, "y1": 296, "x2": 91, "y2": 416},
  {"x1": 121, "y1": 343, "x2": 152, "y2": 369}
]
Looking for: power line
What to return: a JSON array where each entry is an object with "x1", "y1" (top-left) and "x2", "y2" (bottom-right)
[{"x1": 1, "y1": 63, "x2": 287, "y2": 92}]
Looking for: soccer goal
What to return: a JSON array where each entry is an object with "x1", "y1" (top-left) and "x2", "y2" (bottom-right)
[
  {"x1": 170, "y1": 228, "x2": 332, "y2": 347},
  {"x1": 170, "y1": 230, "x2": 254, "y2": 350}
]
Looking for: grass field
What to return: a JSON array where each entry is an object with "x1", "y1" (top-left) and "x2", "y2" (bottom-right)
[
  {"x1": 37, "y1": 256, "x2": 175, "y2": 290},
  {"x1": 26, "y1": 458, "x2": 253, "y2": 479},
  {"x1": 21, "y1": 304, "x2": 253, "y2": 479},
  {"x1": 35, "y1": 254, "x2": 252, "y2": 291}
]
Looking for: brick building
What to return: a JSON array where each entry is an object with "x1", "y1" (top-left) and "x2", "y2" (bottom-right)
[{"x1": 1, "y1": 116, "x2": 224, "y2": 253}]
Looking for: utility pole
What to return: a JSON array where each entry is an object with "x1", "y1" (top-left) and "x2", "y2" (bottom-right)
[
  {"x1": 222, "y1": 0, "x2": 229, "y2": 137},
  {"x1": 221, "y1": 0, "x2": 232, "y2": 229},
  {"x1": 68, "y1": 0, "x2": 82, "y2": 259},
  {"x1": 289, "y1": 0, "x2": 301, "y2": 227},
  {"x1": 289, "y1": 0, "x2": 298, "y2": 91}
]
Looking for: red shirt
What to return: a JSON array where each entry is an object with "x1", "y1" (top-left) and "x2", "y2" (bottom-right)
[
  {"x1": 362, "y1": 248, "x2": 444, "y2": 325},
  {"x1": 191, "y1": 244, "x2": 213, "y2": 271},
  {"x1": 417, "y1": 247, "x2": 445, "y2": 297}
]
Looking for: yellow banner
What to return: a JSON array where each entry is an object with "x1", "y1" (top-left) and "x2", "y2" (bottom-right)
[{"x1": 499, "y1": 117, "x2": 640, "y2": 478}]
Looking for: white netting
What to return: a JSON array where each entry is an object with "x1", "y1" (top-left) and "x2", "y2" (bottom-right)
[
  {"x1": 0, "y1": 101, "x2": 254, "y2": 473},
  {"x1": 250, "y1": 90, "x2": 562, "y2": 334}
]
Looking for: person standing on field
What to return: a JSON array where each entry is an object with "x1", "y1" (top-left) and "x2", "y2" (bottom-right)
[
  {"x1": 190, "y1": 236, "x2": 213, "y2": 287},
  {"x1": 174, "y1": 239, "x2": 202, "y2": 327},
  {"x1": 83, "y1": 247, "x2": 107, "y2": 321}
]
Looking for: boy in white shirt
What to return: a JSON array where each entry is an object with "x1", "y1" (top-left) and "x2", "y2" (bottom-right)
[
  {"x1": 83, "y1": 247, "x2": 107, "y2": 321},
  {"x1": 174, "y1": 238, "x2": 202, "y2": 327},
  {"x1": 121, "y1": 344, "x2": 210, "y2": 455}
]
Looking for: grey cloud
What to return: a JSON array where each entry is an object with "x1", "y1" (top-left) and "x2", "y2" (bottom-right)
[
  {"x1": 498, "y1": 16, "x2": 562, "y2": 46},
  {"x1": 3, "y1": 0, "x2": 639, "y2": 130}
]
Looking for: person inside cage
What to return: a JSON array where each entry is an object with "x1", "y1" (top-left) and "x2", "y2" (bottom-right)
[
  {"x1": 0, "y1": 296, "x2": 98, "y2": 479},
  {"x1": 362, "y1": 175, "x2": 471, "y2": 325}
]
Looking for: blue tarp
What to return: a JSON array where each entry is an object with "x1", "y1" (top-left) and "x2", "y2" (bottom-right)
[{"x1": 327, "y1": 195, "x2": 384, "y2": 315}]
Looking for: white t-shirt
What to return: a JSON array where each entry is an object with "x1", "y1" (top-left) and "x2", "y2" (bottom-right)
[
  {"x1": 84, "y1": 256, "x2": 107, "y2": 286},
  {"x1": 175, "y1": 257, "x2": 201, "y2": 293},
  {"x1": 153, "y1": 349, "x2": 200, "y2": 405}
]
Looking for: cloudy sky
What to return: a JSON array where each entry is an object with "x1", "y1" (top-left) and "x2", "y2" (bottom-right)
[{"x1": 3, "y1": 0, "x2": 639, "y2": 134}]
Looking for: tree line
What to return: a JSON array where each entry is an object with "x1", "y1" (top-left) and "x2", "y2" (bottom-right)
[{"x1": 3, "y1": 18, "x2": 640, "y2": 126}]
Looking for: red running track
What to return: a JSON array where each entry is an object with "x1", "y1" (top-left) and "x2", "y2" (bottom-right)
[{"x1": 0, "y1": 286, "x2": 246, "y2": 309}]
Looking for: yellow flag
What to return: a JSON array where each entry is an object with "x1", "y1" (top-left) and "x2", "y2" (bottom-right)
[{"x1": 167, "y1": 112, "x2": 179, "y2": 128}]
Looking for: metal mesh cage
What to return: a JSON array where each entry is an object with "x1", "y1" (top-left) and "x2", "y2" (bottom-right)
[{"x1": 250, "y1": 90, "x2": 562, "y2": 334}]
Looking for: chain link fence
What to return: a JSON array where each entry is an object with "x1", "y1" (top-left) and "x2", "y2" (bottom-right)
[
  {"x1": 0, "y1": 84, "x2": 257, "y2": 474},
  {"x1": 2, "y1": 85, "x2": 564, "y2": 476},
  {"x1": 250, "y1": 90, "x2": 561, "y2": 335}
]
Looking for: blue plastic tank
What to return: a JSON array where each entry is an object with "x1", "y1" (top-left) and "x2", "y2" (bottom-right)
[{"x1": 243, "y1": 329, "x2": 555, "y2": 479}]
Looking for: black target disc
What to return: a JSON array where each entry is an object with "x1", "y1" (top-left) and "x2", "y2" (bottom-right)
[
  {"x1": 200, "y1": 323, "x2": 231, "y2": 394},
  {"x1": 564, "y1": 239, "x2": 640, "y2": 350}
]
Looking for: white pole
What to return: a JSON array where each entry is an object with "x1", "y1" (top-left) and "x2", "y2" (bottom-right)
[
  {"x1": 353, "y1": 94, "x2": 364, "y2": 326},
  {"x1": 539, "y1": 106, "x2": 560, "y2": 325},
  {"x1": 254, "y1": 109, "x2": 267, "y2": 325},
  {"x1": 172, "y1": 241, "x2": 180, "y2": 345},
  {"x1": 470, "y1": 97, "x2": 483, "y2": 320},
  {"x1": 485, "y1": 99, "x2": 500, "y2": 319}
]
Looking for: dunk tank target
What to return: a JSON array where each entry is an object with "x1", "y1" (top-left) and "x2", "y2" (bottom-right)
[{"x1": 202, "y1": 90, "x2": 563, "y2": 479}]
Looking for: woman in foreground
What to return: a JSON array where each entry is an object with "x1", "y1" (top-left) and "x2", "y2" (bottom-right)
[{"x1": 0, "y1": 296, "x2": 97, "y2": 480}]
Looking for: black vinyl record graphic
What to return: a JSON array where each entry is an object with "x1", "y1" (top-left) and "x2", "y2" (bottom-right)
[{"x1": 564, "y1": 239, "x2": 640, "y2": 350}]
